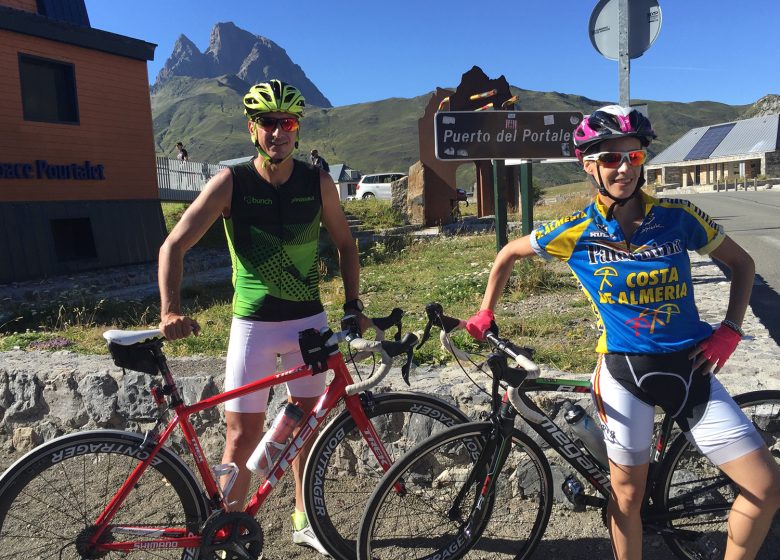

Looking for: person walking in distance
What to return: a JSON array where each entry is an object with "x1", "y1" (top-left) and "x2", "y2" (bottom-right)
[
  {"x1": 310, "y1": 149, "x2": 329, "y2": 172},
  {"x1": 175, "y1": 141, "x2": 189, "y2": 161},
  {"x1": 465, "y1": 105, "x2": 780, "y2": 559},
  {"x1": 175, "y1": 142, "x2": 190, "y2": 187},
  {"x1": 158, "y1": 79, "x2": 368, "y2": 556}
]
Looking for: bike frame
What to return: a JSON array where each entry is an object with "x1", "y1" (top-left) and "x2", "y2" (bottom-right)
[
  {"x1": 90, "y1": 346, "x2": 393, "y2": 553},
  {"x1": 472, "y1": 372, "x2": 725, "y2": 538}
]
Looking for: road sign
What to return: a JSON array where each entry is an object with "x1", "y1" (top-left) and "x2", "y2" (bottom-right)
[
  {"x1": 589, "y1": 0, "x2": 662, "y2": 61},
  {"x1": 434, "y1": 111, "x2": 583, "y2": 161}
]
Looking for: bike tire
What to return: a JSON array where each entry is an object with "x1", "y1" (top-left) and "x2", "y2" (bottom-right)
[
  {"x1": 654, "y1": 390, "x2": 780, "y2": 560},
  {"x1": 0, "y1": 430, "x2": 209, "y2": 559},
  {"x1": 303, "y1": 392, "x2": 470, "y2": 560},
  {"x1": 357, "y1": 421, "x2": 553, "y2": 560}
]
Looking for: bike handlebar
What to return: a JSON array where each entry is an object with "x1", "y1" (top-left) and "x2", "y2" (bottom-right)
[
  {"x1": 484, "y1": 332, "x2": 540, "y2": 377},
  {"x1": 103, "y1": 308, "x2": 418, "y2": 397},
  {"x1": 343, "y1": 332, "x2": 418, "y2": 396},
  {"x1": 418, "y1": 302, "x2": 540, "y2": 378}
]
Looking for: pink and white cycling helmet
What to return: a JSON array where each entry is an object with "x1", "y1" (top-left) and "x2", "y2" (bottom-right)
[{"x1": 574, "y1": 105, "x2": 656, "y2": 161}]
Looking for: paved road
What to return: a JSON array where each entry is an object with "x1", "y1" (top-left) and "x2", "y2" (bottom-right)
[{"x1": 666, "y1": 190, "x2": 780, "y2": 344}]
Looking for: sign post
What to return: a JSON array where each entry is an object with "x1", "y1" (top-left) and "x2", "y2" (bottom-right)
[
  {"x1": 589, "y1": 0, "x2": 663, "y2": 107},
  {"x1": 519, "y1": 163, "x2": 533, "y2": 236},
  {"x1": 618, "y1": 0, "x2": 630, "y2": 107},
  {"x1": 491, "y1": 159, "x2": 507, "y2": 249}
]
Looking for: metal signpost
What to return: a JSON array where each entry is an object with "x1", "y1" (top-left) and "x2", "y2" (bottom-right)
[
  {"x1": 435, "y1": 110, "x2": 583, "y2": 248},
  {"x1": 589, "y1": 0, "x2": 662, "y2": 106}
]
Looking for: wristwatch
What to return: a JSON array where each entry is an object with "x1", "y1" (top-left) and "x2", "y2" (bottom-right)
[{"x1": 343, "y1": 298, "x2": 364, "y2": 314}]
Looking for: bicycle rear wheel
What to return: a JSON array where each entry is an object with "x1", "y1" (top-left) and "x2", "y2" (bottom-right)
[
  {"x1": 0, "y1": 430, "x2": 208, "y2": 559},
  {"x1": 655, "y1": 390, "x2": 780, "y2": 560},
  {"x1": 303, "y1": 392, "x2": 469, "y2": 560},
  {"x1": 357, "y1": 421, "x2": 553, "y2": 560}
]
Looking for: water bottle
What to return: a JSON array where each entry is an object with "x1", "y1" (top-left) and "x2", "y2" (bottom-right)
[
  {"x1": 562, "y1": 401, "x2": 609, "y2": 468},
  {"x1": 246, "y1": 402, "x2": 304, "y2": 478}
]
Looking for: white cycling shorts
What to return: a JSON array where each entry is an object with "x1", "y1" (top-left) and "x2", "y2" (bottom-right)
[
  {"x1": 591, "y1": 353, "x2": 764, "y2": 467},
  {"x1": 224, "y1": 313, "x2": 328, "y2": 413}
]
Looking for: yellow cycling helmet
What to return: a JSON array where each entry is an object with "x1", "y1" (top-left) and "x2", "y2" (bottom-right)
[{"x1": 243, "y1": 80, "x2": 305, "y2": 119}]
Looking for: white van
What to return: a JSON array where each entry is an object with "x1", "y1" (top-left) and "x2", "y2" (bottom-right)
[{"x1": 355, "y1": 172, "x2": 406, "y2": 199}]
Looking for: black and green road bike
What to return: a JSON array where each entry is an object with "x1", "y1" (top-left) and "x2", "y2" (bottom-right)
[{"x1": 357, "y1": 303, "x2": 780, "y2": 560}]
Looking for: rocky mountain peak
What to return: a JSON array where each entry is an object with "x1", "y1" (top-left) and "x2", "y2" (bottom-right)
[
  {"x1": 205, "y1": 22, "x2": 258, "y2": 70},
  {"x1": 154, "y1": 22, "x2": 331, "y2": 108},
  {"x1": 744, "y1": 94, "x2": 780, "y2": 118},
  {"x1": 156, "y1": 34, "x2": 213, "y2": 82}
]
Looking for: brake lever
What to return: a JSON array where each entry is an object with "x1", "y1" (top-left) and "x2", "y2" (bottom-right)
[
  {"x1": 417, "y1": 320, "x2": 433, "y2": 349},
  {"x1": 379, "y1": 332, "x2": 418, "y2": 386},
  {"x1": 340, "y1": 314, "x2": 361, "y2": 340},
  {"x1": 371, "y1": 307, "x2": 404, "y2": 341},
  {"x1": 401, "y1": 334, "x2": 417, "y2": 386}
]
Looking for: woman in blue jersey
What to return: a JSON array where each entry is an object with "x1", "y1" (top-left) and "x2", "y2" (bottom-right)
[{"x1": 466, "y1": 105, "x2": 780, "y2": 559}]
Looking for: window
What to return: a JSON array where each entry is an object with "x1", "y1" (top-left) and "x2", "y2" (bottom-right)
[
  {"x1": 19, "y1": 54, "x2": 79, "y2": 124},
  {"x1": 50, "y1": 218, "x2": 97, "y2": 261}
]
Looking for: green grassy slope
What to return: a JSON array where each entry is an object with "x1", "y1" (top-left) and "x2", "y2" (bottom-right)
[{"x1": 151, "y1": 76, "x2": 751, "y2": 186}]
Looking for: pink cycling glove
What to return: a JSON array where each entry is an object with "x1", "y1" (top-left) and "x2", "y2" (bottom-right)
[
  {"x1": 466, "y1": 309, "x2": 495, "y2": 341},
  {"x1": 693, "y1": 324, "x2": 742, "y2": 373}
]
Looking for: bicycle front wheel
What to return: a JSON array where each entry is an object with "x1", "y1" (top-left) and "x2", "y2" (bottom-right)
[
  {"x1": 655, "y1": 390, "x2": 780, "y2": 560},
  {"x1": 357, "y1": 421, "x2": 553, "y2": 560},
  {"x1": 303, "y1": 392, "x2": 470, "y2": 560},
  {"x1": 0, "y1": 430, "x2": 208, "y2": 559}
]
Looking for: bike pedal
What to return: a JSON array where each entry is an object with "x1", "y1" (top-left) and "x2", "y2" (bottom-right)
[{"x1": 561, "y1": 475, "x2": 586, "y2": 510}]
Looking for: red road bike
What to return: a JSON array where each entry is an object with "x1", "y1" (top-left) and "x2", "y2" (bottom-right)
[{"x1": 0, "y1": 310, "x2": 468, "y2": 559}]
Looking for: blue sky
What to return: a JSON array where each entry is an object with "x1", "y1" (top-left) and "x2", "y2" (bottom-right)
[{"x1": 85, "y1": 0, "x2": 779, "y2": 108}]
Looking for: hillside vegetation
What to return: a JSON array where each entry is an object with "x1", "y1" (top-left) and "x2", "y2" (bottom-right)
[{"x1": 152, "y1": 76, "x2": 751, "y2": 187}]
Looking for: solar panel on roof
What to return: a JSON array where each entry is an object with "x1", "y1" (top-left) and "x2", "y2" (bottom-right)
[{"x1": 684, "y1": 123, "x2": 735, "y2": 161}]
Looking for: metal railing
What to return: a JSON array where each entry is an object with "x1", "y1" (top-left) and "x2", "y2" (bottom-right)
[
  {"x1": 714, "y1": 177, "x2": 780, "y2": 192},
  {"x1": 157, "y1": 157, "x2": 227, "y2": 201}
]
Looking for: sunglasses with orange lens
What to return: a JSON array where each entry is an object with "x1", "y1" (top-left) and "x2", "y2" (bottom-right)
[
  {"x1": 583, "y1": 149, "x2": 647, "y2": 168},
  {"x1": 253, "y1": 116, "x2": 300, "y2": 132}
]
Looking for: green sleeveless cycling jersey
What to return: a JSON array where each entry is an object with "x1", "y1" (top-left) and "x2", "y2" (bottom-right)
[{"x1": 224, "y1": 158, "x2": 324, "y2": 321}]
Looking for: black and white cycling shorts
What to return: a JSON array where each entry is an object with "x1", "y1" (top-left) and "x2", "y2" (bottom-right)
[{"x1": 591, "y1": 348, "x2": 763, "y2": 466}]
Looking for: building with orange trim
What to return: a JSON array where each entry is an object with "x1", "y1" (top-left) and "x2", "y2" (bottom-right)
[{"x1": 0, "y1": 0, "x2": 163, "y2": 282}]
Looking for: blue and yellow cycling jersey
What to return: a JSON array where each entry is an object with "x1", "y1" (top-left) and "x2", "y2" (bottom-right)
[{"x1": 530, "y1": 192, "x2": 725, "y2": 354}]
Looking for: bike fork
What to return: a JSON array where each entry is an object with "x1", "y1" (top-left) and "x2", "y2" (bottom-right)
[{"x1": 449, "y1": 413, "x2": 513, "y2": 531}]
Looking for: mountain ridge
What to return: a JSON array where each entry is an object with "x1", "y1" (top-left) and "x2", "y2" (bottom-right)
[{"x1": 153, "y1": 75, "x2": 770, "y2": 188}]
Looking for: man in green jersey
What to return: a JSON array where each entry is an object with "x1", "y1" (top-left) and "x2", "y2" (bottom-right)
[{"x1": 158, "y1": 80, "x2": 366, "y2": 555}]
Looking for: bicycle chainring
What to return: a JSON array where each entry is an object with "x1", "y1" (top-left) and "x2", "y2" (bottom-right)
[{"x1": 200, "y1": 511, "x2": 263, "y2": 560}]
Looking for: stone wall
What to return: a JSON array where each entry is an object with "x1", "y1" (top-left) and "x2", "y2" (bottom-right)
[{"x1": 765, "y1": 150, "x2": 780, "y2": 178}]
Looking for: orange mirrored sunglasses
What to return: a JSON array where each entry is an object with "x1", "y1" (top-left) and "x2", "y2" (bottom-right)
[
  {"x1": 583, "y1": 149, "x2": 647, "y2": 168},
  {"x1": 252, "y1": 116, "x2": 300, "y2": 132}
]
